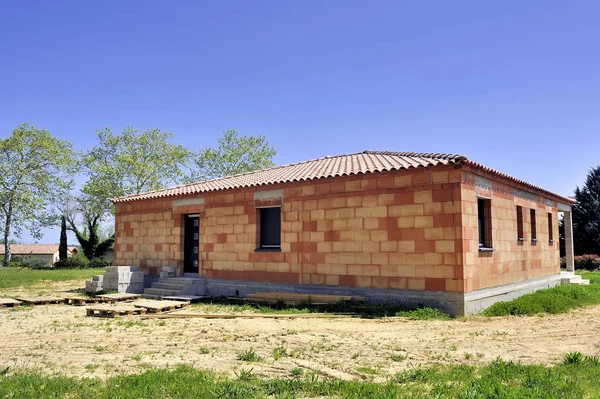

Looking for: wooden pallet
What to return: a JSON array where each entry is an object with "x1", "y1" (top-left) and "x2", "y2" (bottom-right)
[
  {"x1": 133, "y1": 300, "x2": 189, "y2": 314},
  {"x1": 244, "y1": 292, "x2": 365, "y2": 305},
  {"x1": 86, "y1": 306, "x2": 147, "y2": 318},
  {"x1": 64, "y1": 297, "x2": 102, "y2": 306},
  {"x1": 16, "y1": 296, "x2": 65, "y2": 305},
  {"x1": 0, "y1": 298, "x2": 21, "y2": 308},
  {"x1": 96, "y1": 293, "x2": 141, "y2": 303},
  {"x1": 141, "y1": 313, "x2": 351, "y2": 320}
]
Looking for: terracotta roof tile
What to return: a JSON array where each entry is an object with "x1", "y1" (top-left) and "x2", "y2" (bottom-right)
[
  {"x1": 0, "y1": 244, "x2": 77, "y2": 255},
  {"x1": 111, "y1": 150, "x2": 574, "y2": 204},
  {"x1": 112, "y1": 151, "x2": 466, "y2": 203}
]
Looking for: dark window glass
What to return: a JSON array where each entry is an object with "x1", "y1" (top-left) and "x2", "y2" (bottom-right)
[
  {"x1": 530, "y1": 209, "x2": 537, "y2": 241},
  {"x1": 548, "y1": 213, "x2": 553, "y2": 242},
  {"x1": 478, "y1": 198, "x2": 492, "y2": 248},
  {"x1": 516, "y1": 206, "x2": 524, "y2": 240},
  {"x1": 260, "y1": 207, "x2": 281, "y2": 248}
]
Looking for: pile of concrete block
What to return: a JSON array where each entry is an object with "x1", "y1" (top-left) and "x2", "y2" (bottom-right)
[
  {"x1": 85, "y1": 275, "x2": 103, "y2": 293},
  {"x1": 103, "y1": 266, "x2": 144, "y2": 293},
  {"x1": 159, "y1": 266, "x2": 176, "y2": 279}
]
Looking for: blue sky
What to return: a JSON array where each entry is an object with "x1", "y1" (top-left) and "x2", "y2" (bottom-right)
[{"x1": 1, "y1": 1, "x2": 599, "y2": 243}]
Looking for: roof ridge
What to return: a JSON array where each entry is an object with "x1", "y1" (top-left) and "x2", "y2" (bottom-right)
[{"x1": 362, "y1": 150, "x2": 468, "y2": 161}]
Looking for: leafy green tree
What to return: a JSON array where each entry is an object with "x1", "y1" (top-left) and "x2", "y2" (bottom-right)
[
  {"x1": 0, "y1": 123, "x2": 78, "y2": 267},
  {"x1": 572, "y1": 166, "x2": 600, "y2": 255},
  {"x1": 83, "y1": 126, "x2": 191, "y2": 213},
  {"x1": 63, "y1": 194, "x2": 114, "y2": 259},
  {"x1": 190, "y1": 129, "x2": 276, "y2": 181},
  {"x1": 59, "y1": 215, "x2": 68, "y2": 261}
]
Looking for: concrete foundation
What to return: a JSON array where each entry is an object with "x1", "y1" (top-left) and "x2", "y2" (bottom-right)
[
  {"x1": 103, "y1": 266, "x2": 145, "y2": 293},
  {"x1": 142, "y1": 273, "x2": 563, "y2": 316}
]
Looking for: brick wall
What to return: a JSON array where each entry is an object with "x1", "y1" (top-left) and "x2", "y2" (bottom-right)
[
  {"x1": 114, "y1": 165, "x2": 465, "y2": 292},
  {"x1": 113, "y1": 164, "x2": 562, "y2": 294},
  {"x1": 460, "y1": 168, "x2": 560, "y2": 292}
]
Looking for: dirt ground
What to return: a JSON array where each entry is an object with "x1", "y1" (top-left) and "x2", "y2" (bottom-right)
[{"x1": 1, "y1": 281, "x2": 600, "y2": 381}]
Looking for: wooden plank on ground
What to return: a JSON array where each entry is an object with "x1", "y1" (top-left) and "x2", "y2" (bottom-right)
[
  {"x1": 0, "y1": 298, "x2": 21, "y2": 308},
  {"x1": 96, "y1": 293, "x2": 141, "y2": 303},
  {"x1": 163, "y1": 295, "x2": 204, "y2": 303},
  {"x1": 16, "y1": 296, "x2": 64, "y2": 305},
  {"x1": 140, "y1": 313, "x2": 350, "y2": 320},
  {"x1": 64, "y1": 297, "x2": 102, "y2": 306},
  {"x1": 86, "y1": 305, "x2": 147, "y2": 318},
  {"x1": 133, "y1": 300, "x2": 189, "y2": 313}
]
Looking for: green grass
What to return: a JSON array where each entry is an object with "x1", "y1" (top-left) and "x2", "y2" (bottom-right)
[
  {"x1": 191, "y1": 297, "x2": 452, "y2": 320},
  {"x1": 0, "y1": 267, "x2": 104, "y2": 289},
  {"x1": 483, "y1": 271, "x2": 600, "y2": 316},
  {"x1": 1, "y1": 358, "x2": 600, "y2": 398}
]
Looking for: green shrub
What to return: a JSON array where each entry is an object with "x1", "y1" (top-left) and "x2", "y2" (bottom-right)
[
  {"x1": 560, "y1": 254, "x2": 600, "y2": 270},
  {"x1": 54, "y1": 253, "x2": 90, "y2": 269},
  {"x1": 89, "y1": 257, "x2": 111, "y2": 269},
  {"x1": 395, "y1": 307, "x2": 451, "y2": 320},
  {"x1": 20, "y1": 257, "x2": 52, "y2": 269}
]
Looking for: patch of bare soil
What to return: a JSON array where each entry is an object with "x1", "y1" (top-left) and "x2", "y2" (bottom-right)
[{"x1": 1, "y1": 297, "x2": 600, "y2": 381}]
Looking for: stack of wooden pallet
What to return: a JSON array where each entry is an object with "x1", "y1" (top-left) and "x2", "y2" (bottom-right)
[{"x1": 243, "y1": 292, "x2": 365, "y2": 305}]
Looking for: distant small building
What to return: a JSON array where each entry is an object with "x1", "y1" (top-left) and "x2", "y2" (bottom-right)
[{"x1": 1, "y1": 244, "x2": 78, "y2": 267}]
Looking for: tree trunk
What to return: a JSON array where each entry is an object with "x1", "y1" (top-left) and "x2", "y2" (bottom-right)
[{"x1": 3, "y1": 213, "x2": 11, "y2": 267}]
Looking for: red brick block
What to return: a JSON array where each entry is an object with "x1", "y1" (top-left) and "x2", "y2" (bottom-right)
[
  {"x1": 394, "y1": 192, "x2": 414, "y2": 205},
  {"x1": 216, "y1": 233, "x2": 227, "y2": 244},
  {"x1": 425, "y1": 278, "x2": 446, "y2": 291},
  {"x1": 415, "y1": 240, "x2": 435, "y2": 253},
  {"x1": 432, "y1": 188, "x2": 454, "y2": 202},
  {"x1": 433, "y1": 214, "x2": 455, "y2": 227},
  {"x1": 324, "y1": 230, "x2": 341, "y2": 242},
  {"x1": 303, "y1": 220, "x2": 318, "y2": 232},
  {"x1": 339, "y1": 275, "x2": 356, "y2": 287}
]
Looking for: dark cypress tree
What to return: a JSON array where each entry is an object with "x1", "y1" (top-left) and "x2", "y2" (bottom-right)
[
  {"x1": 572, "y1": 166, "x2": 600, "y2": 255},
  {"x1": 59, "y1": 215, "x2": 68, "y2": 261}
]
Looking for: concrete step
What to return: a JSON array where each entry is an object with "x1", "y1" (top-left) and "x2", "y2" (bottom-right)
[
  {"x1": 151, "y1": 282, "x2": 192, "y2": 290},
  {"x1": 159, "y1": 278, "x2": 202, "y2": 285},
  {"x1": 561, "y1": 274, "x2": 591, "y2": 285},
  {"x1": 141, "y1": 294, "x2": 163, "y2": 300},
  {"x1": 143, "y1": 288, "x2": 181, "y2": 296}
]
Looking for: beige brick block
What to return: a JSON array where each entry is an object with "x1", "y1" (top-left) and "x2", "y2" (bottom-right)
[
  {"x1": 362, "y1": 241, "x2": 379, "y2": 253},
  {"x1": 302, "y1": 185, "x2": 315, "y2": 196},
  {"x1": 414, "y1": 190, "x2": 432, "y2": 204},
  {"x1": 311, "y1": 210, "x2": 325, "y2": 220},
  {"x1": 415, "y1": 265, "x2": 435, "y2": 278},
  {"x1": 317, "y1": 242, "x2": 332, "y2": 253},
  {"x1": 424, "y1": 227, "x2": 444, "y2": 240},
  {"x1": 380, "y1": 241, "x2": 397, "y2": 252},
  {"x1": 407, "y1": 253, "x2": 425, "y2": 265},
  {"x1": 370, "y1": 230, "x2": 388, "y2": 241},
  {"x1": 362, "y1": 195, "x2": 378, "y2": 207},
  {"x1": 370, "y1": 206, "x2": 387, "y2": 218},
  {"x1": 339, "y1": 208, "x2": 354, "y2": 219},
  {"x1": 345, "y1": 180, "x2": 361, "y2": 192},
  {"x1": 372, "y1": 253, "x2": 389, "y2": 265},
  {"x1": 425, "y1": 252, "x2": 444, "y2": 265},
  {"x1": 397, "y1": 265, "x2": 416, "y2": 277},
  {"x1": 389, "y1": 252, "x2": 406, "y2": 265},
  {"x1": 424, "y1": 202, "x2": 443, "y2": 215},
  {"x1": 310, "y1": 232, "x2": 324, "y2": 241},
  {"x1": 356, "y1": 276, "x2": 372, "y2": 288},
  {"x1": 435, "y1": 265, "x2": 455, "y2": 279},
  {"x1": 378, "y1": 194, "x2": 395, "y2": 206},
  {"x1": 355, "y1": 230, "x2": 371, "y2": 241},
  {"x1": 364, "y1": 218, "x2": 379, "y2": 229},
  {"x1": 325, "y1": 274, "x2": 340, "y2": 286},
  {"x1": 340, "y1": 253, "x2": 355, "y2": 264},
  {"x1": 348, "y1": 264, "x2": 362, "y2": 275},
  {"x1": 432, "y1": 171, "x2": 449, "y2": 184},
  {"x1": 325, "y1": 253, "x2": 339, "y2": 264},
  {"x1": 394, "y1": 175, "x2": 412, "y2": 187},
  {"x1": 325, "y1": 209, "x2": 340, "y2": 220},
  {"x1": 347, "y1": 218, "x2": 363, "y2": 230},
  {"x1": 415, "y1": 216, "x2": 433, "y2": 228},
  {"x1": 340, "y1": 231, "x2": 355, "y2": 241},
  {"x1": 389, "y1": 204, "x2": 424, "y2": 217},
  {"x1": 435, "y1": 240, "x2": 455, "y2": 253},
  {"x1": 363, "y1": 265, "x2": 380, "y2": 276},
  {"x1": 331, "y1": 197, "x2": 346, "y2": 208},
  {"x1": 355, "y1": 253, "x2": 371, "y2": 264},
  {"x1": 355, "y1": 207, "x2": 370, "y2": 218},
  {"x1": 397, "y1": 240, "x2": 416, "y2": 252},
  {"x1": 380, "y1": 265, "x2": 397, "y2": 277},
  {"x1": 397, "y1": 216, "x2": 415, "y2": 228},
  {"x1": 346, "y1": 196, "x2": 362, "y2": 207},
  {"x1": 332, "y1": 219, "x2": 346, "y2": 230}
]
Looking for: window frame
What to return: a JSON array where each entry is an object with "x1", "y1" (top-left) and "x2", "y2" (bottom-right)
[
  {"x1": 516, "y1": 205, "x2": 525, "y2": 241},
  {"x1": 256, "y1": 206, "x2": 282, "y2": 251},
  {"x1": 477, "y1": 197, "x2": 494, "y2": 251},
  {"x1": 530, "y1": 208, "x2": 537, "y2": 242},
  {"x1": 548, "y1": 212, "x2": 554, "y2": 243}
]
